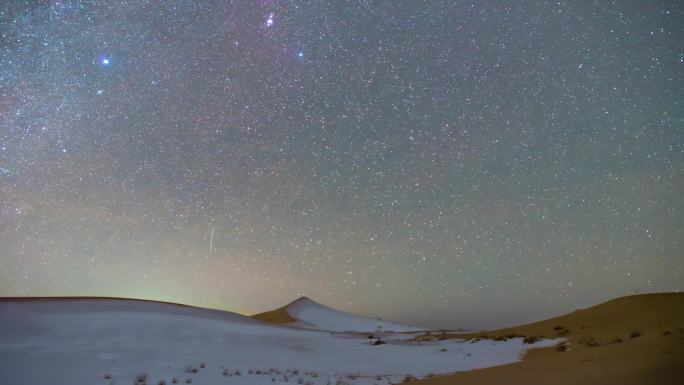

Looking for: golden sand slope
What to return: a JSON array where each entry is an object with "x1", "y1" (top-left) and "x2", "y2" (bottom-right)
[
  {"x1": 412, "y1": 293, "x2": 684, "y2": 385},
  {"x1": 252, "y1": 304, "x2": 298, "y2": 324}
]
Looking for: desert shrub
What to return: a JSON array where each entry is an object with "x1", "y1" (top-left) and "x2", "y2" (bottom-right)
[
  {"x1": 135, "y1": 374, "x2": 148, "y2": 384},
  {"x1": 439, "y1": 348, "x2": 448, "y2": 352},
  {"x1": 556, "y1": 344, "x2": 567, "y2": 352},
  {"x1": 630, "y1": 330, "x2": 642, "y2": 338},
  {"x1": 553, "y1": 325, "x2": 563, "y2": 331},
  {"x1": 104, "y1": 374, "x2": 112, "y2": 380},
  {"x1": 346, "y1": 372, "x2": 360, "y2": 380},
  {"x1": 662, "y1": 330, "x2": 671, "y2": 335},
  {"x1": 222, "y1": 370, "x2": 229, "y2": 376},
  {"x1": 610, "y1": 338, "x2": 623, "y2": 344},
  {"x1": 184, "y1": 379, "x2": 191, "y2": 384},
  {"x1": 199, "y1": 363, "x2": 205, "y2": 369},
  {"x1": 171, "y1": 378, "x2": 178, "y2": 384},
  {"x1": 185, "y1": 366, "x2": 198, "y2": 374},
  {"x1": 523, "y1": 336, "x2": 539, "y2": 344},
  {"x1": 373, "y1": 339, "x2": 386, "y2": 345},
  {"x1": 157, "y1": 380, "x2": 166, "y2": 385},
  {"x1": 505, "y1": 334, "x2": 523, "y2": 339}
]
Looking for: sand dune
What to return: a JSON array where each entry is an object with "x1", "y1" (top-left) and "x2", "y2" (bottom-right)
[
  {"x1": 412, "y1": 293, "x2": 684, "y2": 385},
  {"x1": 253, "y1": 296, "x2": 425, "y2": 332}
]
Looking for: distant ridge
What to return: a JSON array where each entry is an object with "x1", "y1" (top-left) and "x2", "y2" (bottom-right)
[
  {"x1": 0, "y1": 296, "x2": 260, "y2": 324},
  {"x1": 0, "y1": 296, "x2": 198, "y2": 306}
]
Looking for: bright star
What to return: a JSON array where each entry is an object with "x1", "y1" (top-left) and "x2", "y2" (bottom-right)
[
  {"x1": 100, "y1": 57, "x2": 111, "y2": 66},
  {"x1": 266, "y1": 13, "x2": 274, "y2": 27},
  {"x1": 297, "y1": 52, "x2": 304, "y2": 58}
]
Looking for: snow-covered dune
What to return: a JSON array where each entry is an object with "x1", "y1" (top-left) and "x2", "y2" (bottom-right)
[
  {"x1": 285, "y1": 297, "x2": 425, "y2": 332},
  {"x1": 0, "y1": 298, "x2": 559, "y2": 385},
  {"x1": 253, "y1": 296, "x2": 425, "y2": 332}
]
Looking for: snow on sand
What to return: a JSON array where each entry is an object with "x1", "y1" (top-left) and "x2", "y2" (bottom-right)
[
  {"x1": 0, "y1": 298, "x2": 559, "y2": 385},
  {"x1": 282, "y1": 297, "x2": 425, "y2": 333}
]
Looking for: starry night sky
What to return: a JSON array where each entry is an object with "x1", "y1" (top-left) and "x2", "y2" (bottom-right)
[{"x1": 1, "y1": 1, "x2": 682, "y2": 329}]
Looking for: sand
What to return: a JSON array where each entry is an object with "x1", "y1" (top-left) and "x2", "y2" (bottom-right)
[
  {"x1": 411, "y1": 293, "x2": 684, "y2": 385},
  {"x1": 252, "y1": 303, "x2": 299, "y2": 324}
]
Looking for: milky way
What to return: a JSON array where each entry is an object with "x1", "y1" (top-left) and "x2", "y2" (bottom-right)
[{"x1": 1, "y1": 1, "x2": 682, "y2": 328}]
